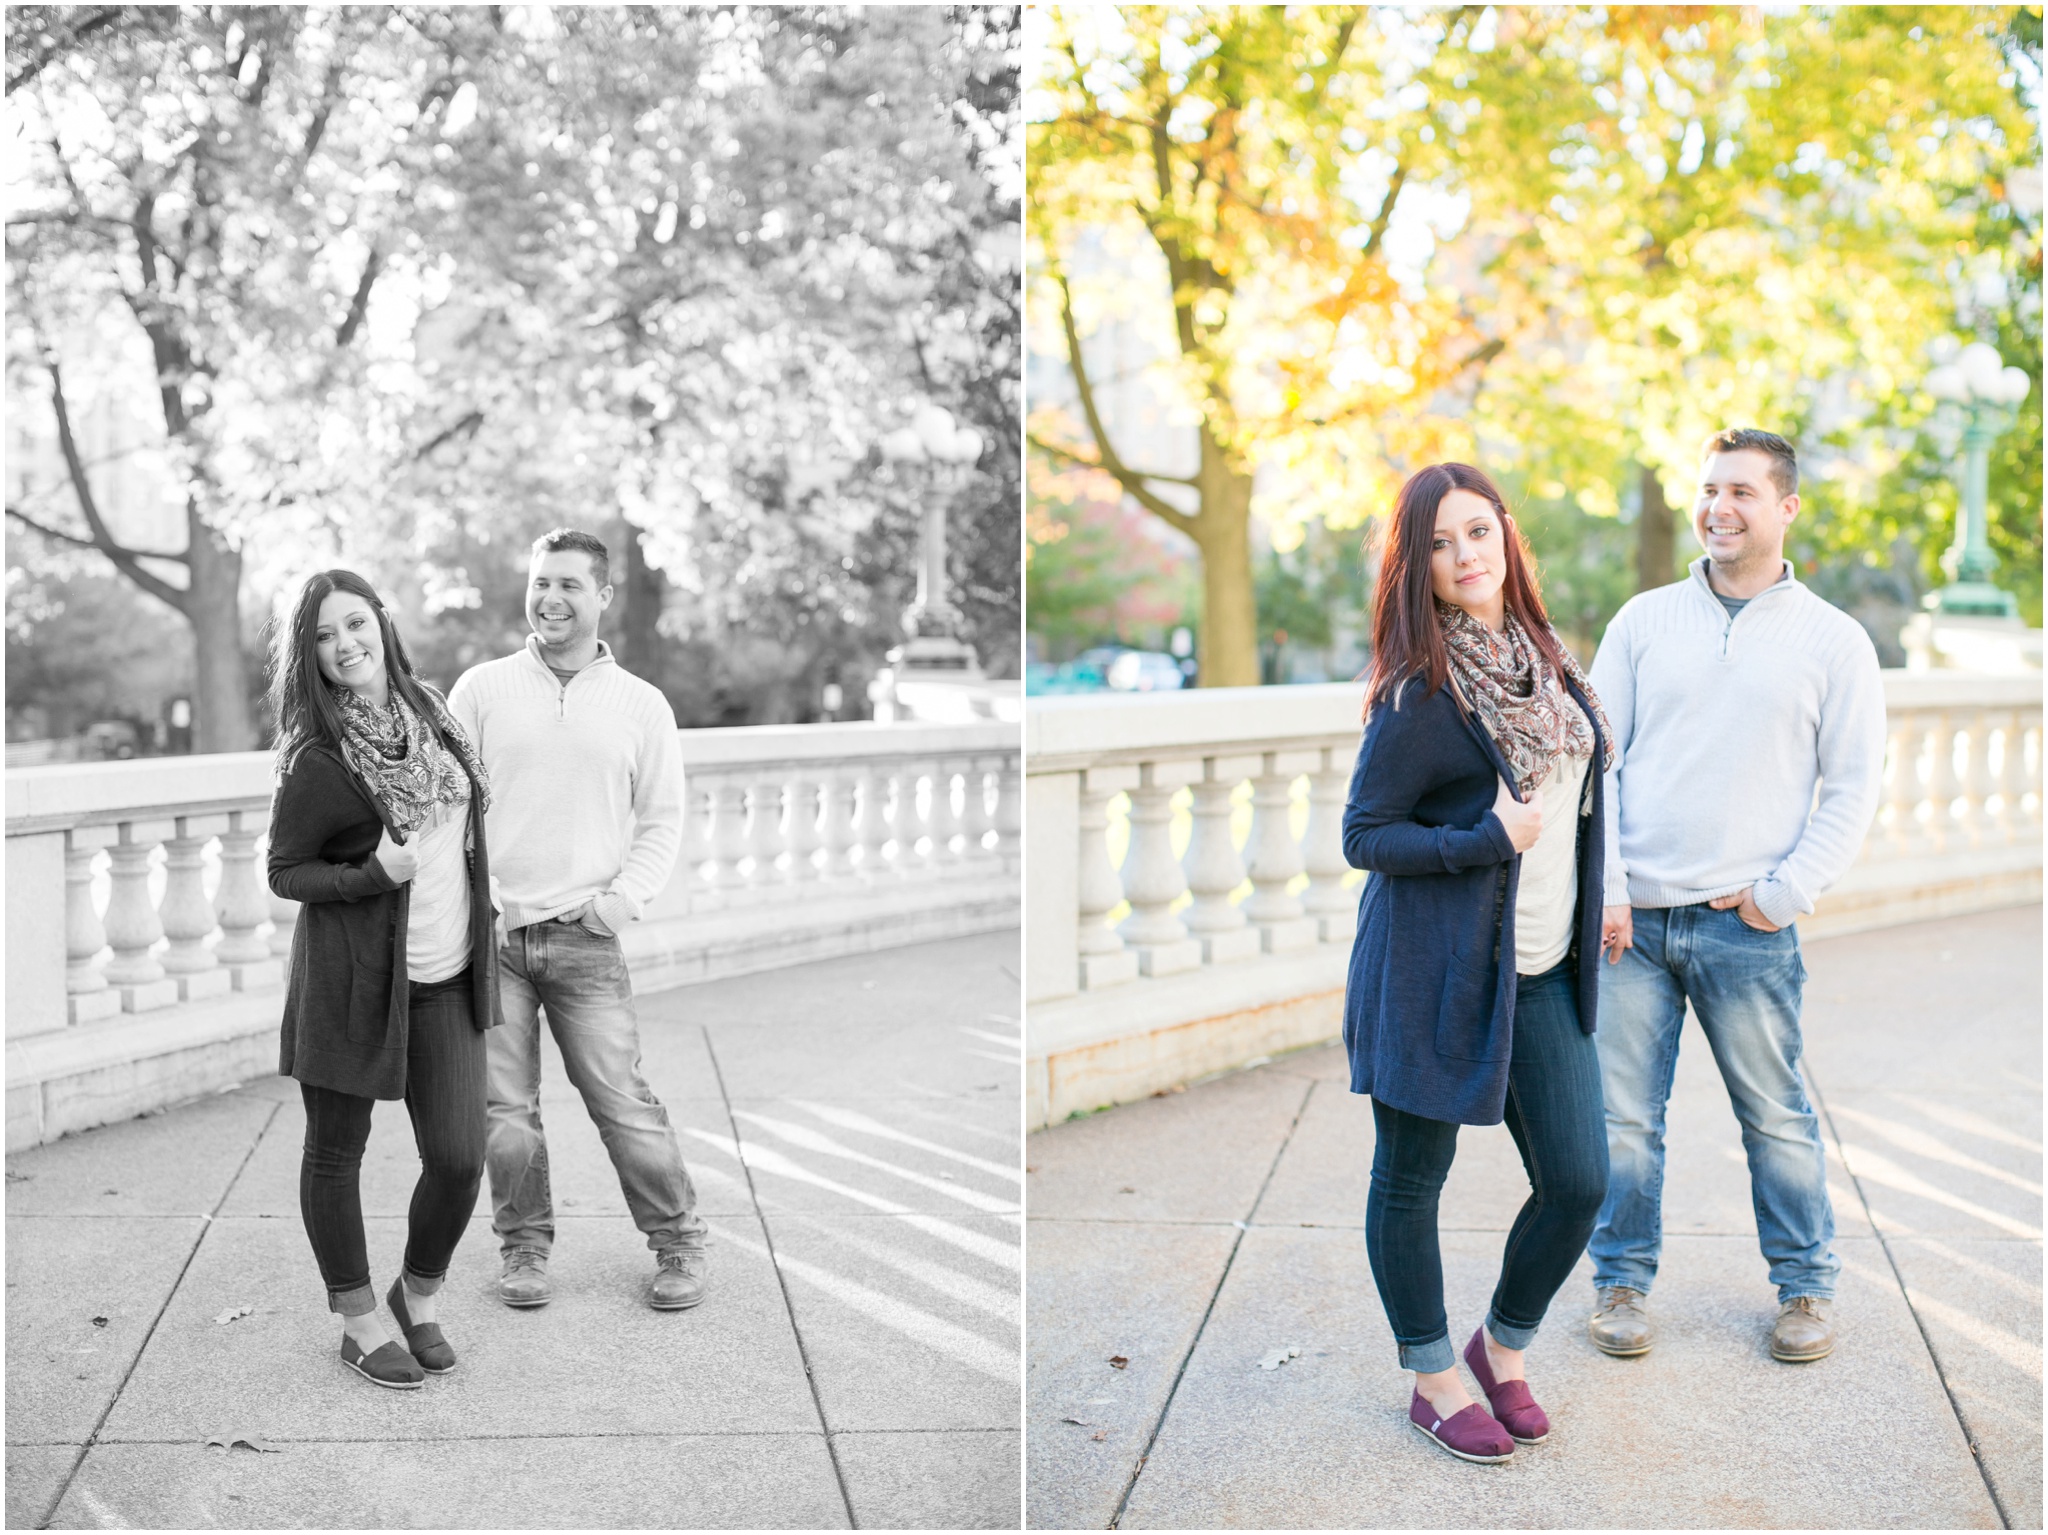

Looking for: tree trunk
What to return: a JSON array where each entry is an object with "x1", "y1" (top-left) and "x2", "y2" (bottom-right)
[
  {"x1": 1637, "y1": 463, "x2": 1676, "y2": 593},
  {"x1": 1194, "y1": 431, "x2": 1259, "y2": 687},
  {"x1": 614, "y1": 518, "x2": 663, "y2": 676},
  {"x1": 182, "y1": 510, "x2": 255, "y2": 752}
]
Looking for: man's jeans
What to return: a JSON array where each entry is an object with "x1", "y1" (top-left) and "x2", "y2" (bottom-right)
[
  {"x1": 486, "y1": 919, "x2": 706, "y2": 1256},
  {"x1": 1589, "y1": 903, "x2": 1837, "y2": 1303}
]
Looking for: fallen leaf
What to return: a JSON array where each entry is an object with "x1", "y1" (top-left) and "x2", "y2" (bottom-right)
[
  {"x1": 101, "y1": 1188, "x2": 118, "y2": 1196},
  {"x1": 90, "y1": 1316, "x2": 108, "y2": 1328},
  {"x1": 1091, "y1": 1430, "x2": 1107, "y2": 1442},
  {"x1": 1061, "y1": 1416, "x2": 1089, "y2": 1426},
  {"x1": 1117, "y1": 1186, "x2": 1136, "y2": 1195},
  {"x1": 1258, "y1": 1345, "x2": 1303, "y2": 1371},
  {"x1": 212, "y1": 1306, "x2": 254, "y2": 1326},
  {"x1": 1108, "y1": 1355, "x2": 1129, "y2": 1370},
  {"x1": 5, "y1": 1170, "x2": 31, "y2": 1183},
  {"x1": 205, "y1": 1433, "x2": 282, "y2": 1454}
]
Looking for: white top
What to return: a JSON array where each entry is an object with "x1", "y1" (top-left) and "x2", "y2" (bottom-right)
[
  {"x1": 446, "y1": 637, "x2": 684, "y2": 934},
  {"x1": 406, "y1": 792, "x2": 472, "y2": 984},
  {"x1": 1514, "y1": 748, "x2": 1590, "y2": 976},
  {"x1": 1588, "y1": 558, "x2": 1887, "y2": 928}
]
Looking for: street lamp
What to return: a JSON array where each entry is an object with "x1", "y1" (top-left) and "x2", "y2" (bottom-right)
[
  {"x1": 870, "y1": 402, "x2": 989, "y2": 721},
  {"x1": 1921, "y1": 338, "x2": 2033, "y2": 619}
]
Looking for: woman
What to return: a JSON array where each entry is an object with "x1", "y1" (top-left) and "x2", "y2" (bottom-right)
[
  {"x1": 266, "y1": 569, "x2": 499, "y2": 1389},
  {"x1": 1342, "y1": 464, "x2": 1620, "y2": 1463}
]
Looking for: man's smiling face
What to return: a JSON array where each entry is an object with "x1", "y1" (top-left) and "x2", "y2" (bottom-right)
[
  {"x1": 1694, "y1": 449, "x2": 1798, "y2": 576},
  {"x1": 526, "y1": 549, "x2": 611, "y2": 654}
]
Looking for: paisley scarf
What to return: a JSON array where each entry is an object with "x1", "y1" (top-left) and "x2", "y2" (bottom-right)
[
  {"x1": 331, "y1": 684, "x2": 490, "y2": 836},
  {"x1": 1437, "y1": 599, "x2": 1615, "y2": 797}
]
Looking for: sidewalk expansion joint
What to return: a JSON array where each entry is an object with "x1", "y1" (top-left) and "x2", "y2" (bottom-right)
[
  {"x1": 705, "y1": 1024, "x2": 860, "y2": 1531},
  {"x1": 1809, "y1": 1067, "x2": 2012, "y2": 1531},
  {"x1": 1107, "y1": 1075, "x2": 1317, "y2": 1532},
  {"x1": 39, "y1": 1095, "x2": 281, "y2": 1531}
]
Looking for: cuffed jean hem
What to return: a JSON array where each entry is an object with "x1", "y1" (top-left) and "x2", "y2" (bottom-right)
[
  {"x1": 1398, "y1": 1334, "x2": 1456, "y2": 1373},
  {"x1": 401, "y1": 1265, "x2": 447, "y2": 1296},
  {"x1": 1486, "y1": 1312, "x2": 1541, "y2": 1351},
  {"x1": 327, "y1": 1283, "x2": 377, "y2": 1317},
  {"x1": 1780, "y1": 1288, "x2": 1835, "y2": 1305}
]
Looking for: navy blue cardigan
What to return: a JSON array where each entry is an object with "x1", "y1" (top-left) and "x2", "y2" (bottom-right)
[{"x1": 1340, "y1": 673, "x2": 1607, "y2": 1126}]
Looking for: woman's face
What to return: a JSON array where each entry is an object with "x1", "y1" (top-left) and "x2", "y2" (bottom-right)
[
  {"x1": 1428, "y1": 488, "x2": 1508, "y2": 627},
  {"x1": 314, "y1": 590, "x2": 388, "y2": 700}
]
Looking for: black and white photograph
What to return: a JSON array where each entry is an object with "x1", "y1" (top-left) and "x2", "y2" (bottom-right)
[{"x1": 5, "y1": 6, "x2": 1023, "y2": 1528}]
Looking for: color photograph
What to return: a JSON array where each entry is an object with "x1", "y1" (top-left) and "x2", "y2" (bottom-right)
[{"x1": 1022, "y1": 6, "x2": 2041, "y2": 1529}]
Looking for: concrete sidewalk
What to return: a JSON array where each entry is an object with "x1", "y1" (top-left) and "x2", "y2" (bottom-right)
[
  {"x1": 1027, "y1": 907, "x2": 2042, "y2": 1530},
  {"x1": 9, "y1": 929, "x2": 1022, "y2": 1530}
]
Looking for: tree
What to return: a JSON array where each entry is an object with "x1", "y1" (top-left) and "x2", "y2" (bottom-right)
[
  {"x1": 1028, "y1": 8, "x2": 1481, "y2": 686},
  {"x1": 5, "y1": 6, "x2": 492, "y2": 749},
  {"x1": 1449, "y1": 6, "x2": 2038, "y2": 596}
]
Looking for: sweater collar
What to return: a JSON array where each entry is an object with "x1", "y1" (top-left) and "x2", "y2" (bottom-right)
[
  {"x1": 522, "y1": 634, "x2": 615, "y2": 679},
  {"x1": 1686, "y1": 555, "x2": 1799, "y2": 609}
]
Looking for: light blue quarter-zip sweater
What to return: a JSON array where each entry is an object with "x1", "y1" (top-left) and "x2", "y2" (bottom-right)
[{"x1": 1588, "y1": 556, "x2": 1887, "y2": 929}]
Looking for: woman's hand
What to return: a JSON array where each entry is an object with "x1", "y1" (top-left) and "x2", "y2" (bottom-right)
[
  {"x1": 372, "y1": 823, "x2": 418, "y2": 884},
  {"x1": 1490, "y1": 775, "x2": 1543, "y2": 853},
  {"x1": 1601, "y1": 904, "x2": 1634, "y2": 963}
]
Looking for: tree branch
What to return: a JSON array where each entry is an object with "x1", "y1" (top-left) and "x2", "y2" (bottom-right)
[
  {"x1": 39, "y1": 358, "x2": 191, "y2": 609},
  {"x1": 333, "y1": 244, "x2": 383, "y2": 348},
  {"x1": 1361, "y1": 160, "x2": 1409, "y2": 256},
  {"x1": 6, "y1": 6, "x2": 122, "y2": 93},
  {"x1": 1052, "y1": 270, "x2": 1200, "y2": 538},
  {"x1": 1028, "y1": 433, "x2": 1199, "y2": 487},
  {"x1": 411, "y1": 409, "x2": 485, "y2": 461},
  {"x1": 5, "y1": 505, "x2": 187, "y2": 566}
]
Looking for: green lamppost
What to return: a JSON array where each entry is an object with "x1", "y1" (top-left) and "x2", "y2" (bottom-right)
[{"x1": 1922, "y1": 339, "x2": 2033, "y2": 618}]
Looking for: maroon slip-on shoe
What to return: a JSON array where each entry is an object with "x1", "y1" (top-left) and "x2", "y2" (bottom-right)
[
  {"x1": 1409, "y1": 1391, "x2": 1514, "y2": 1464},
  {"x1": 1464, "y1": 1328, "x2": 1550, "y2": 1444}
]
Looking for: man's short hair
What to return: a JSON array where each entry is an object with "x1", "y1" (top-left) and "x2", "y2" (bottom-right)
[
  {"x1": 1700, "y1": 428, "x2": 1798, "y2": 499},
  {"x1": 531, "y1": 528, "x2": 610, "y2": 587}
]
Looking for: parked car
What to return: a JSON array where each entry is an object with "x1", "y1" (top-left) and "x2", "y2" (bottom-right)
[
  {"x1": 81, "y1": 720, "x2": 141, "y2": 760},
  {"x1": 1106, "y1": 650, "x2": 1185, "y2": 692},
  {"x1": 1026, "y1": 658, "x2": 1111, "y2": 695}
]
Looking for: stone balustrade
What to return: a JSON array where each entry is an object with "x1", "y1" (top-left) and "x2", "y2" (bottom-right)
[
  {"x1": 6, "y1": 720, "x2": 1019, "y2": 1150},
  {"x1": 1025, "y1": 672, "x2": 2042, "y2": 1129}
]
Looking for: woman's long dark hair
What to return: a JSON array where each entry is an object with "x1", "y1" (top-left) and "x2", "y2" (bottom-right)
[
  {"x1": 1362, "y1": 463, "x2": 1571, "y2": 718},
  {"x1": 269, "y1": 569, "x2": 454, "y2": 773}
]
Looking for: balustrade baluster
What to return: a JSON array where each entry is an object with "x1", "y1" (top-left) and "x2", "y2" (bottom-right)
[
  {"x1": 894, "y1": 762, "x2": 934, "y2": 874},
  {"x1": 1301, "y1": 747, "x2": 1357, "y2": 941},
  {"x1": 1242, "y1": 754, "x2": 1316, "y2": 951},
  {"x1": 214, "y1": 811, "x2": 282, "y2": 991},
  {"x1": 857, "y1": 765, "x2": 896, "y2": 878},
  {"x1": 1881, "y1": 713, "x2": 1924, "y2": 855},
  {"x1": 1116, "y1": 762, "x2": 1202, "y2": 975},
  {"x1": 681, "y1": 783, "x2": 717, "y2": 893},
  {"x1": 819, "y1": 771, "x2": 860, "y2": 878},
  {"x1": 710, "y1": 779, "x2": 752, "y2": 889},
  {"x1": 748, "y1": 776, "x2": 790, "y2": 886},
  {"x1": 64, "y1": 832, "x2": 118, "y2": 1024},
  {"x1": 930, "y1": 760, "x2": 967, "y2": 869},
  {"x1": 2027, "y1": 715, "x2": 2044, "y2": 830},
  {"x1": 1181, "y1": 759, "x2": 1258, "y2": 965},
  {"x1": 1961, "y1": 709, "x2": 1999, "y2": 845},
  {"x1": 102, "y1": 824, "x2": 177, "y2": 1011},
  {"x1": 993, "y1": 755, "x2": 1022, "y2": 869},
  {"x1": 1996, "y1": 708, "x2": 2030, "y2": 839},
  {"x1": 159, "y1": 820, "x2": 230, "y2": 1000},
  {"x1": 963, "y1": 758, "x2": 998, "y2": 862},
  {"x1": 786, "y1": 775, "x2": 824, "y2": 882},
  {"x1": 1076, "y1": 772, "x2": 1138, "y2": 988},
  {"x1": 1924, "y1": 710, "x2": 1963, "y2": 852}
]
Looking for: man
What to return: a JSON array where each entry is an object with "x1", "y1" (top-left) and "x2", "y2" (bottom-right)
[
  {"x1": 448, "y1": 529, "x2": 707, "y2": 1310},
  {"x1": 1585, "y1": 429, "x2": 1886, "y2": 1364}
]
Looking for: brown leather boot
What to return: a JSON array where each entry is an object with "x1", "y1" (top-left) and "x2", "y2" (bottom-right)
[
  {"x1": 1771, "y1": 1295, "x2": 1835, "y2": 1362},
  {"x1": 1589, "y1": 1286, "x2": 1653, "y2": 1357}
]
